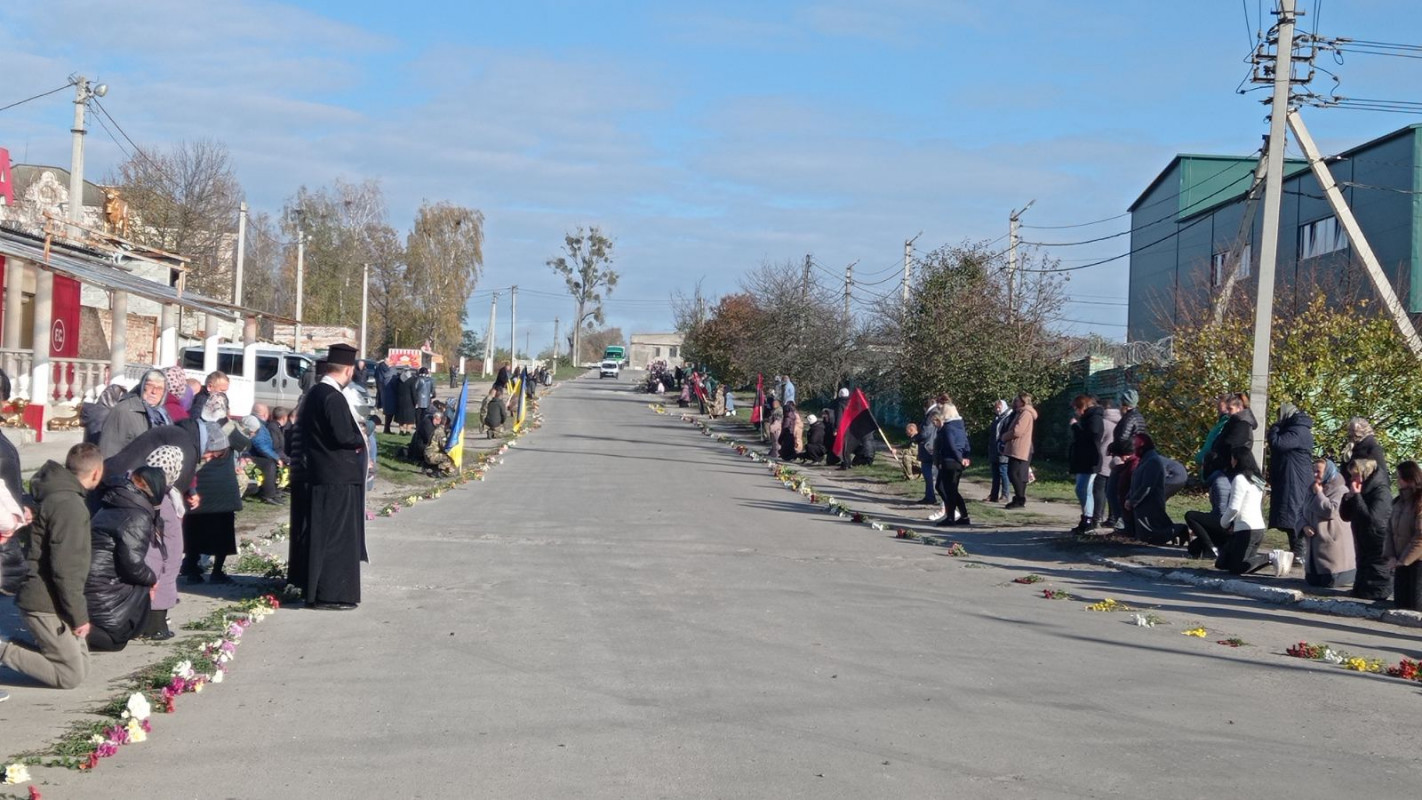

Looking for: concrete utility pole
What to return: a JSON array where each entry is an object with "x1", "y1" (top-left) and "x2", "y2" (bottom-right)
[
  {"x1": 234, "y1": 201, "x2": 248, "y2": 306},
  {"x1": 1007, "y1": 200, "x2": 1035, "y2": 321},
  {"x1": 843, "y1": 261, "x2": 854, "y2": 322},
  {"x1": 359, "y1": 262, "x2": 369, "y2": 360},
  {"x1": 509, "y1": 285, "x2": 518, "y2": 368},
  {"x1": 1248, "y1": 0, "x2": 1299, "y2": 465},
  {"x1": 483, "y1": 292, "x2": 498, "y2": 376},
  {"x1": 1288, "y1": 110, "x2": 1422, "y2": 356},
  {"x1": 553, "y1": 317, "x2": 560, "y2": 367},
  {"x1": 903, "y1": 233, "x2": 921, "y2": 305},
  {"x1": 291, "y1": 209, "x2": 306, "y2": 350}
]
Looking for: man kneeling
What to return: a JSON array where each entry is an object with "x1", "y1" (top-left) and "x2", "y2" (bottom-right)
[{"x1": 1, "y1": 444, "x2": 104, "y2": 691}]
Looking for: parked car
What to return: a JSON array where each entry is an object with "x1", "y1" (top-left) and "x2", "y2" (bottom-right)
[{"x1": 180, "y1": 346, "x2": 314, "y2": 411}]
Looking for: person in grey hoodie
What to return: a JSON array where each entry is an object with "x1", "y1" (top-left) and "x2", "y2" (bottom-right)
[
  {"x1": 1096, "y1": 400, "x2": 1122, "y2": 528},
  {"x1": 0, "y1": 444, "x2": 105, "y2": 692}
]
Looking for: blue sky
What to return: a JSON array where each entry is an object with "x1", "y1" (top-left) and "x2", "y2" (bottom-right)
[{"x1": 2, "y1": 0, "x2": 1420, "y2": 349}]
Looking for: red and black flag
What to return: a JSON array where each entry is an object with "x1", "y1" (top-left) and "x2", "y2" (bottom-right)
[
  {"x1": 832, "y1": 388, "x2": 878, "y2": 460},
  {"x1": 751, "y1": 374, "x2": 764, "y2": 425}
]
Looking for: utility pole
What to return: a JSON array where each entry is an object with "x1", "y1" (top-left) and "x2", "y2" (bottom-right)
[
  {"x1": 359, "y1": 262, "x2": 369, "y2": 360},
  {"x1": 843, "y1": 261, "x2": 854, "y2": 323},
  {"x1": 553, "y1": 317, "x2": 560, "y2": 368},
  {"x1": 1248, "y1": 0, "x2": 1299, "y2": 465},
  {"x1": 509, "y1": 285, "x2": 518, "y2": 368},
  {"x1": 291, "y1": 208, "x2": 306, "y2": 350},
  {"x1": 1007, "y1": 200, "x2": 1035, "y2": 321},
  {"x1": 903, "y1": 233, "x2": 921, "y2": 305},
  {"x1": 234, "y1": 201, "x2": 248, "y2": 306},
  {"x1": 525, "y1": 330, "x2": 530, "y2": 363},
  {"x1": 483, "y1": 292, "x2": 498, "y2": 376}
]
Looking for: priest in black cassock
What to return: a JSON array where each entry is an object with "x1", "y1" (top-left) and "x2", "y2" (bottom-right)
[{"x1": 292, "y1": 344, "x2": 368, "y2": 610}]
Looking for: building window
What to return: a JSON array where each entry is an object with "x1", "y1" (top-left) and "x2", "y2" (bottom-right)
[
  {"x1": 1299, "y1": 216, "x2": 1347, "y2": 259},
  {"x1": 1211, "y1": 243, "x2": 1252, "y2": 287},
  {"x1": 669, "y1": 346, "x2": 678, "y2": 358},
  {"x1": 653, "y1": 346, "x2": 661, "y2": 357}
]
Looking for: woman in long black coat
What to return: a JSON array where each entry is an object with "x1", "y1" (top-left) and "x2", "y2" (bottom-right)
[
  {"x1": 1341, "y1": 455, "x2": 1394, "y2": 600},
  {"x1": 85, "y1": 467, "x2": 165, "y2": 652},
  {"x1": 1267, "y1": 404, "x2": 1315, "y2": 558},
  {"x1": 394, "y1": 370, "x2": 417, "y2": 433},
  {"x1": 178, "y1": 398, "x2": 249, "y2": 584}
]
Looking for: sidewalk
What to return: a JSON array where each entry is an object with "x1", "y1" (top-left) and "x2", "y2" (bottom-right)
[{"x1": 692, "y1": 411, "x2": 1422, "y2": 632}]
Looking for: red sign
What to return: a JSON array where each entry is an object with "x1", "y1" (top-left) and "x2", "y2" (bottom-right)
[{"x1": 386, "y1": 348, "x2": 423, "y2": 368}]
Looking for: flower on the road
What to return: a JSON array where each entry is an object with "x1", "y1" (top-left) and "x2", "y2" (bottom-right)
[
  {"x1": 1129, "y1": 613, "x2": 1167, "y2": 627},
  {"x1": 122, "y1": 692, "x2": 151, "y2": 722},
  {"x1": 1286, "y1": 641, "x2": 1328, "y2": 659},
  {"x1": 1216, "y1": 638, "x2": 1247, "y2": 648},
  {"x1": 1012, "y1": 574, "x2": 1044, "y2": 584},
  {"x1": 942, "y1": 542, "x2": 969, "y2": 557},
  {"x1": 1344, "y1": 656, "x2": 1384, "y2": 673},
  {"x1": 1181, "y1": 627, "x2": 1208, "y2": 638},
  {"x1": 1386, "y1": 658, "x2": 1420, "y2": 680},
  {"x1": 1041, "y1": 588, "x2": 1072, "y2": 599},
  {"x1": 2, "y1": 763, "x2": 30, "y2": 785}
]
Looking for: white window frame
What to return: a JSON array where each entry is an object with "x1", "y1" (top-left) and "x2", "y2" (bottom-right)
[
  {"x1": 1299, "y1": 216, "x2": 1348, "y2": 259},
  {"x1": 1211, "y1": 242, "x2": 1253, "y2": 287}
]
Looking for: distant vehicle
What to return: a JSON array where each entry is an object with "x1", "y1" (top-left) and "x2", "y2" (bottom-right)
[
  {"x1": 603, "y1": 345, "x2": 626, "y2": 365},
  {"x1": 599, "y1": 360, "x2": 621, "y2": 379},
  {"x1": 180, "y1": 345, "x2": 314, "y2": 412}
]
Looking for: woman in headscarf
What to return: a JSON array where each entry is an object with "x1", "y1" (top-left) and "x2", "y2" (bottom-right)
[
  {"x1": 394, "y1": 369, "x2": 417, "y2": 434},
  {"x1": 178, "y1": 393, "x2": 249, "y2": 584},
  {"x1": 84, "y1": 465, "x2": 166, "y2": 652},
  {"x1": 766, "y1": 399, "x2": 783, "y2": 458},
  {"x1": 1341, "y1": 452, "x2": 1394, "y2": 600},
  {"x1": 779, "y1": 402, "x2": 801, "y2": 461},
  {"x1": 1386, "y1": 461, "x2": 1422, "y2": 610},
  {"x1": 1300, "y1": 458, "x2": 1355, "y2": 588},
  {"x1": 100, "y1": 369, "x2": 171, "y2": 458},
  {"x1": 81, "y1": 381, "x2": 129, "y2": 446},
  {"x1": 162, "y1": 365, "x2": 193, "y2": 422},
  {"x1": 1341, "y1": 417, "x2": 1389, "y2": 488}
]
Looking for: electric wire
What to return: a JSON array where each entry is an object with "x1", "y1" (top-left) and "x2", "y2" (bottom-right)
[{"x1": 0, "y1": 82, "x2": 73, "y2": 114}]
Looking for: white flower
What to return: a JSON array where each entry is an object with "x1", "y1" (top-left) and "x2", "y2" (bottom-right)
[
  {"x1": 125, "y1": 691, "x2": 152, "y2": 722},
  {"x1": 211, "y1": 670, "x2": 224, "y2": 684},
  {"x1": 2, "y1": 763, "x2": 30, "y2": 785},
  {"x1": 172, "y1": 660, "x2": 194, "y2": 679},
  {"x1": 90, "y1": 734, "x2": 106, "y2": 745},
  {"x1": 125, "y1": 718, "x2": 147, "y2": 743},
  {"x1": 1323, "y1": 649, "x2": 1344, "y2": 665}
]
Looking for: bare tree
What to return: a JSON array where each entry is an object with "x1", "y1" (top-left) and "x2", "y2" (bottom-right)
[
  {"x1": 111, "y1": 138, "x2": 243, "y2": 300},
  {"x1": 548, "y1": 226, "x2": 618, "y2": 364}
]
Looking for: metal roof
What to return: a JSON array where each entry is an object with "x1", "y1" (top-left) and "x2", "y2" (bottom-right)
[{"x1": 0, "y1": 224, "x2": 294, "y2": 322}]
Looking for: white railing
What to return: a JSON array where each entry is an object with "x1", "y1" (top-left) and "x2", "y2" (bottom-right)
[{"x1": 0, "y1": 349, "x2": 110, "y2": 404}]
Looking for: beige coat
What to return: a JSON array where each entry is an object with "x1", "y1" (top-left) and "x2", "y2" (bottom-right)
[
  {"x1": 1000, "y1": 405, "x2": 1037, "y2": 462},
  {"x1": 1301, "y1": 474, "x2": 1356, "y2": 577},
  {"x1": 1385, "y1": 487, "x2": 1422, "y2": 566}
]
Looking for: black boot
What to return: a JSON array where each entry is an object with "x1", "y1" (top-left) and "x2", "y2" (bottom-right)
[{"x1": 1069, "y1": 515, "x2": 1090, "y2": 535}]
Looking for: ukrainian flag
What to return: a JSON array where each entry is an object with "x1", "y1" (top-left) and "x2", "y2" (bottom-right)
[
  {"x1": 445, "y1": 377, "x2": 470, "y2": 468},
  {"x1": 512, "y1": 380, "x2": 527, "y2": 432}
]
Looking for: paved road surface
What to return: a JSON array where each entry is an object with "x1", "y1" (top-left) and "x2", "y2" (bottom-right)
[{"x1": 42, "y1": 375, "x2": 1422, "y2": 798}]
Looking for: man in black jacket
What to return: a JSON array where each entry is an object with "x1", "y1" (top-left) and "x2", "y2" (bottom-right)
[
  {"x1": 1105, "y1": 389, "x2": 1147, "y2": 529},
  {"x1": 1, "y1": 444, "x2": 104, "y2": 693},
  {"x1": 290, "y1": 345, "x2": 368, "y2": 610}
]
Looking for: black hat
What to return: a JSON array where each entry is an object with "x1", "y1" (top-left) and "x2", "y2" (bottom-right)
[{"x1": 328, "y1": 343, "x2": 357, "y2": 366}]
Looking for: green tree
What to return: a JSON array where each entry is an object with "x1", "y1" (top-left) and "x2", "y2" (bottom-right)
[
  {"x1": 405, "y1": 201, "x2": 486, "y2": 357},
  {"x1": 1138, "y1": 290, "x2": 1422, "y2": 466},
  {"x1": 548, "y1": 226, "x2": 618, "y2": 365},
  {"x1": 897, "y1": 242, "x2": 1066, "y2": 433},
  {"x1": 681, "y1": 293, "x2": 768, "y2": 387}
]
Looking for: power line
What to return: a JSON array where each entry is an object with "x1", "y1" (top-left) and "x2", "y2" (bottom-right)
[
  {"x1": 1022, "y1": 212, "x2": 1128, "y2": 230},
  {"x1": 1017, "y1": 213, "x2": 1211, "y2": 274},
  {"x1": 0, "y1": 82, "x2": 73, "y2": 113}
]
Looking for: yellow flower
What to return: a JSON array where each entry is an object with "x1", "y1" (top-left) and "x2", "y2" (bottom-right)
[
  {"x1": 126, "y1": 718, "x2": 148, "y2": 743},
  {"x1": 1086, "y1": 598, "x2": 1121, "y2": 612},
  {"x1": 1182, "y1": 627, "x2": 1208, "y2": 638}
]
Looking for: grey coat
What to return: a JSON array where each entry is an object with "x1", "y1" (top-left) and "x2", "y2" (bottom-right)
[
  {"x1": 100, "y1": 394, "x2": 170, "y2": 459},
  {"x1": 1301, "y1": 474, "x2": 1356, "y2": 582},
  {"x1": 1126, "y1": 449, "x2": 1175, "y2": 544}
]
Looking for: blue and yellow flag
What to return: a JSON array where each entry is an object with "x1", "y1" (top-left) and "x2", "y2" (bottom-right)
[
  {"x1": 512, "y1": 381, "x2": 527, "y2": 432},
  {"x1": 444, "y1": 377, "x2": 470, "y2": 468}
]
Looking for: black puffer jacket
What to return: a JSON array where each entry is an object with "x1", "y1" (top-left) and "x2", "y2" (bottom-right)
[
  {"x1": 1110, "y1": 407, "x2": 1146, "y2": 456},
  {"x1": 1070, "y1": 406, "x2": 1106, "y2": 473},
  {"x1": 0, "y1": 428, "x2": 25, "y2": 595},
  {"x1": 85, "y1": 483, "x2": 157, "y2": 643},
  {"x1": 1204, "y1": 409, "x2": 1256, "y2": 476}
]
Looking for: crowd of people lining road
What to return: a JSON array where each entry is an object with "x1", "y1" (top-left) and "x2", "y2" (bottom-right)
[
  {"x1": 0, "y1": 346, "x2": 553, "y2": 701},
  {"x1": 662, "y1": 364, "x2": 1418, "y2": 614}
]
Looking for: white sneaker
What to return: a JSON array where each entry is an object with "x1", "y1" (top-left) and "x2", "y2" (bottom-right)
[{"x1": 928, "y1": 508, "x2": 947, "y2": 522}]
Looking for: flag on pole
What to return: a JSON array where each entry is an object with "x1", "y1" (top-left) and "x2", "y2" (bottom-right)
[
  {"x1": 444, "y1": 377, "x2": 470, "y2": 468},
  {"x1": 750, "y1": 374, "x2": 764, "y2": 425},
  {"x1": 832, "y1": 388, "x2": 877, "y2": 462},
  {"x1": 512, "y1": 379, "x2": 528, "y2": 432}
]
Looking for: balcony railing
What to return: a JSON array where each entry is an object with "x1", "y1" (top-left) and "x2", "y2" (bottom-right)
[{"x1": 0, "y1": 349, "x2": 111, "y2": 404}]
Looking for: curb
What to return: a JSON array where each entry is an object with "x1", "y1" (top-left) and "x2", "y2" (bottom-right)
[{"x1": 1094, "y1": 556, "x2": 1422, "y2": 629}]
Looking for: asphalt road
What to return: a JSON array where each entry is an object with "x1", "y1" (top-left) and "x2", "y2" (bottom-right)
[{"x1": 41, "y1": 374, "x2": 1422, "y2": 799}]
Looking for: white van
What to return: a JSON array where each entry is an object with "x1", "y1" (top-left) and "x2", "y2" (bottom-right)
[{"x1": 179, "y1": 346, "x2": 314, "y2": 413}]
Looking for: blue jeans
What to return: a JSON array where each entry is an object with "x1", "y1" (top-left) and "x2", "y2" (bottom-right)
[
  {"x1": 1074, "y1": 473, "x2": 1096, "y2": 518},
  {"x1": 920, "y1": 460, "x2": 936, "y2": 502},
  {"x1": 990, "y1": 460, "x2": 1008, "y2": 499},
  {"x1": 1207, "y1": 471, "x2": 1230, "y2": 515}
]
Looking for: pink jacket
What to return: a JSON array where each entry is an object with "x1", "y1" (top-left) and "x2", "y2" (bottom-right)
[{"x1": 1000, "y1": 405, "x2": 1037, "y2": 462}]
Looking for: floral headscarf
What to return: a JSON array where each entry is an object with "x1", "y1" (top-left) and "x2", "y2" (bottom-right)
[{"x1": 163, "y1": 366, "x2": 187, "y2": 399}]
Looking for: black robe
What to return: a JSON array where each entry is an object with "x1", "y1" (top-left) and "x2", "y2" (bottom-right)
[{"x1": 294, "y1": 381, "x2": 368, "y2": 605}]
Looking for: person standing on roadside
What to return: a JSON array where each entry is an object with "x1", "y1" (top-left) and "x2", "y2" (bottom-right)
[
  {"x1": 999, "y1": 393, "x2": 1037, "y2": 509},
  {"x1": 987, "y1": 399, "x2": 1013, "y2": 503},
  {"x1": 0, "y1": 444, "x2": 104, "y2": 692},
  {"x1": 1106, "y1": 389, "x2": 1146, "y2": 529},
  {"x1": 293, "y1": 344, "x2": 369, "y2": 610},
  {"x1": 1096, "y1": 399, "x2": 1121, "y2": 529},
  {"x1": 1385, "y1": 461, "x2": 1422, "y2": 610},
  {"x1": 933, "y1": 405, "x2": 971, "y2": 526},
  {"x1": 1341, "y1": 454, "x2": 1394, "y2": 601},
  {"x1": 1267, "y1": 402, "x2": 1315, "y2": 564},
  {"x1": 1068, "y1": 395, "x2": 1105, "y2": 534}
]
